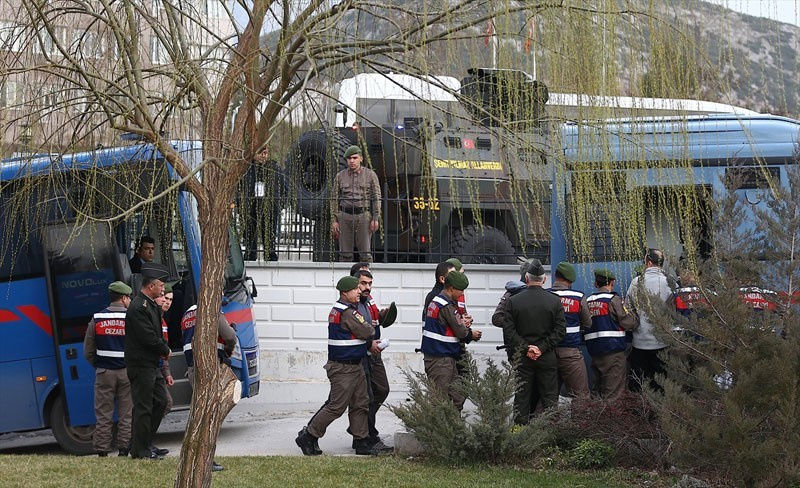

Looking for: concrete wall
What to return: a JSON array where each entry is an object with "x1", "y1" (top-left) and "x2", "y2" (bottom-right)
[{"x1": 248, "y1": 261, "x2": 547, "y2": 403}]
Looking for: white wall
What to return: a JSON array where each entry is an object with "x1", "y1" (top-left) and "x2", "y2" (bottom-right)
[{"x1": 247, "y1": 262, "x2": 543, "y2": 403}]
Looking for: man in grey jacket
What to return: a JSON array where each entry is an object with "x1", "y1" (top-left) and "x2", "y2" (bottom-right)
[{"x1": 626, "y1": 249, "x2": 672, "y2": 393}]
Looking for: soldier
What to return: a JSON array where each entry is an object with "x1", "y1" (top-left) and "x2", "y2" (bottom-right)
[
  {"x1": 491, "y1": 259, "x2": 533, "y2": 362},
  {"x1": 125, "y1": 262, "x2": 171, "y2": 460},
  {"x1": 84, "y1": 281, "x2": 133, "y2": 457},
  {"x1": 548, "y1": 262, "x2": 592, "y2": 398},
  {"x1": 331, "y1": 145, "x2": 381, "y2": 262},
  {"x1": 181, "y1": 302, "x2": 236, "y2": 472},
  {"x1": 500, "y1": 259, "x2": 566, "y2": 423},
  {"x1": 296, "y1": 276, "x2": 376, "y2": 456},
  {"x1": 627, "y1": 249, "x2": 672, "y2": 393},
  {"x1": 420, "y1": 271, "x2": 482, "y2": 411},
  {"x1": 353, "y1": 269, "x2": 397, "y2": 453},
  {"x1": 585, "y1": 269, "x2": 638, "y2": 402}
]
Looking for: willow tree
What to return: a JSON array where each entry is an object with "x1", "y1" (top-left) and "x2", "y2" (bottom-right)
[{"x1": 1, "y1": 0, "x2": 632, "y2": 486}]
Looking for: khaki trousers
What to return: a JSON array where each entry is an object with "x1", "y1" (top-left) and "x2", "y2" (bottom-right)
[
  {"x1": 338, "y1": 211, "x2": 372, "y2": 262},
  {"x1": 555, "y1": 346, "x2": 590, "y2": 398},
  {"x1": 93, "y1": 367, "x2": 133, "y2": 452},
  {"x1": 591, "y1": 351, "x2": 627, "y2": 402},
  {"x1": 308, "y1": 361, "x2": 369, "y2": 439},
  {"x1": 424, "y1": 355, "x2": 466, "y2": 411}
]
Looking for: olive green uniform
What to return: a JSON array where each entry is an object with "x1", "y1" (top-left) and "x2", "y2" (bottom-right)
[
  {"x1": 332, "y1": 167, "x2": 381, "y2": 262},
  {"x1": 500, "y1": 286, "x2": 566, "y2": 423},
  {"x1": 307, "y1": 304, "x2": 374, "y2": 440},
  {"x1": 423, "y1": 300, "x2": 474, "y2": 411},
  {"x1": 125, "y1": 294, "x2": 170, "y2": 459}
]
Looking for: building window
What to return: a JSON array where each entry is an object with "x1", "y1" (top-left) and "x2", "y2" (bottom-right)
[
  {"x1": 0, "y1": 81, "x2": 20, "y2": 107},
  {"x1": 0, "y1": 21, "x2": 25, "y2": 53},
  {"x1": 150, "y1": 35, "x2": 168, "y2": 64}
]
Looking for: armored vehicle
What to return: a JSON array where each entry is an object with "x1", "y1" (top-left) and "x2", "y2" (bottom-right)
[{"x1": 286, "y1": 68, "x2": 551, "y2": 263}]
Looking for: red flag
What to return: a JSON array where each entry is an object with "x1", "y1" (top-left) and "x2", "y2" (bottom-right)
[
  {"x1": 484, "y1": 19, "x2": 494, "y2": 47},
  {"x1": 524, "y1": 18, "x2": 534, "y2": 54}
]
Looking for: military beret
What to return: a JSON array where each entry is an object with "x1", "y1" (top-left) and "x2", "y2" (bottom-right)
[
  {"x1": 163, "y1": 283, "x2": 173, "y2": 294},
  {"x1": 445, "y1": 270, "x2": 469, "y2": 290},
  {"x1": 382, "y1": 302, "x2": 397, "y2": 327},
  {"x1": 336, "y1": 275, "x2": 359, "y2": 292},
  {"x1": 556, "y1": 261, "x2": 576, "y2": 282},
  {"x1": 445, "y1": 258, "x2": 463, "y2": 271},
  {"x1": 141, "y1": 262, "x2": 171, "y2": 281},
  {"x1": 108, "y1": 281, "x2": 132, "y2": 295},
  {"x1": 594, "y1": 268, "x2": 616, "y2": 280},
  {"x1": 527, "y1": 258, "x2": 546, "y2": 277},
  {"x1": 344, "y1": 145, "x2": 362, "y2": 158}
]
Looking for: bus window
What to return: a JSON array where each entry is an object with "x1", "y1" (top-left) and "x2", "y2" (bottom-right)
[
  {"x1": 44, "y1": 222, "x2": 117, "y2": 344},
  {"x1": 0, "y1": 188, "x2": 45, "y2": 281}
]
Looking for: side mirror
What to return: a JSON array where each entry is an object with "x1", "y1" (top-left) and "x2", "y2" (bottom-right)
[{"x1": 334, "y1": 103, "x2": 347, "y2": 120}]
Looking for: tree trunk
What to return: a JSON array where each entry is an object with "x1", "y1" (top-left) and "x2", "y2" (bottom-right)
[{"x1": 175, "y1": 192, "x2": 236, "y2": 488}]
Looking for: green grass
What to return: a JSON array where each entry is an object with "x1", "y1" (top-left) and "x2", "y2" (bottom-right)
[{"x1": 0, "y1": 454, "x2": 668, "y2": 487}]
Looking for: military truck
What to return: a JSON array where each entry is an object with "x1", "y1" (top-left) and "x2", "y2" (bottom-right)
[{"x1": 285, "y1": 68, "x2": 552, "y2": 263}]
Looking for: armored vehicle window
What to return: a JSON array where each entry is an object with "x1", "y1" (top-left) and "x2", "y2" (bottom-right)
[{"x1": 358, "y1": 98, "x2": 391, "y2": 127}]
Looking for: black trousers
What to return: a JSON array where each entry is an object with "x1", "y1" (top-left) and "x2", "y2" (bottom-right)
[
  {"x1": 127, "y1": 365, "x2": 167, "y2": 458},
  {"x1": 628, "y1": 347, "x2": 666, "y2": 393}
]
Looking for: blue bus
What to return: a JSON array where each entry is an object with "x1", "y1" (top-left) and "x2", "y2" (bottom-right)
[
  {"x1": 551, "y1": 114, "x2": 799, "y2": 293},
  {"x1": 0, "y1": 142, "x2": 260, "y2": 454}
]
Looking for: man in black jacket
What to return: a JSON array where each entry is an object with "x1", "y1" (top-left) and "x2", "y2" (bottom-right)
[
  {"x1": 499, "y1": 259, "x2": 566, "y2": 424},
  {"x1": 125, "y1": 262, "x2": 171, "y2": 460}
]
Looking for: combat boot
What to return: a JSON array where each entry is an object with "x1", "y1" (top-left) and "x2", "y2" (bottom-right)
[
  {"x1": 295, "y1": 427, "x2": 321, "y2": 456},
  {"x1": 353, "y1": 437, "x2": 377, "y2": 456},
  {"x1": 297, "y1": 426, "x2": 322, "y2": 455}
]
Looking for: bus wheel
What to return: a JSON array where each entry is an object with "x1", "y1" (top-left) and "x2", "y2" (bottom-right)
[
  {"x1": 451, "y1": 225, "x2": 516, "y2": 264},
  {"x1": 50, "y1": 395, "x2": 95, "y2": 455}
]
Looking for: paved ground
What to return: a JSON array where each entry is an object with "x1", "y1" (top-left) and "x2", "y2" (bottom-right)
[{"x1": 0, "y1": 391, "x2": 408, "y2": 457}]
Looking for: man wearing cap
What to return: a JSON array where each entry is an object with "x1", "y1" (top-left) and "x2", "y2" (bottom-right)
[
  {"x1": 331, "y1": 145, "x2": 381, "y2": 262},
  {"x1": 351, "y1": 269, "x2": 396, "y2": 452},
  {"x1": 500, "y1": 259, "x2": 566, "y2": 423},
  {"x1": 586, "y1": 269, "x2": 638, "y2": 401},
  {"x1": 420, "y1": 270, "x2": 482, "y2": 410},
  {"x1": 548, "y1": 262, "x2": 592, "y2": 398},
  {"x1": 626, "y1": 249, "x2": 672, "y2": 393},
  {"x1": 296, "y1": 276, "x2": 376, "y2": 456},
  {"x1": 125, "y1": 262, "x2": 171, "y2": 460},
  {"x1": 84, "y1": 281, "x2": 133, "y2": 457}
]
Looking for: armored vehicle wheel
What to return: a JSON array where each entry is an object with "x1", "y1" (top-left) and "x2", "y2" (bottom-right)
[
  {"x1": 451, "y1": 225, "x2": 516, "y2": 264},
  {"x1": 286, "y1": 130, "x2": 349, "y2": 219}
]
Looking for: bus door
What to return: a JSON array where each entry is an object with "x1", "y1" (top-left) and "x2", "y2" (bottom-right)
[{"x1": 43, "y1": 221, "x2": 119, "y2": 427}]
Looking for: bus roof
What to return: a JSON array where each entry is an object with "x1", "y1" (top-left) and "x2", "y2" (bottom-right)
[
  {"x1": 561, "y1": 114, "x2": 800, "y2": 163},
  {"x1": 0, "y1": 141, "x2": 201, "y2": 182}
]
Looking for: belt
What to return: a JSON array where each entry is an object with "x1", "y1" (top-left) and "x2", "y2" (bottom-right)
[
  {"x1": 340, "y1": 207, "x2": 365, "y2": 215},
  {"x1": 332, "y1": 358, "x2": 362, "y2": 365}
]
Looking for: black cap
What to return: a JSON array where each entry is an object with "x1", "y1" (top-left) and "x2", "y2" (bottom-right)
[
  {"x1": 141, "y1": 262, "x2": 170, "y2": 281},
  {"x1": 526, "y1": 258, "x2": 545, "y2": 277}
]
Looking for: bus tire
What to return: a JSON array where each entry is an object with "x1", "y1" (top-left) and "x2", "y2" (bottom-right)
[
  {"x1": 450, "y1": 225, "x2": 516, "y2": 264},
  {"x1": 286, "y1": 130, "x2": 349, "y2": 220},
  {"x1": 50, "y1": 394, "x2": 95, "y2": 456}
]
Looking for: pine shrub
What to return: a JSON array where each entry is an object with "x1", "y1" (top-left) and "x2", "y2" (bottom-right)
[{"x1": 390, "y1": 354, "x2": 557, "y2": 465}]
